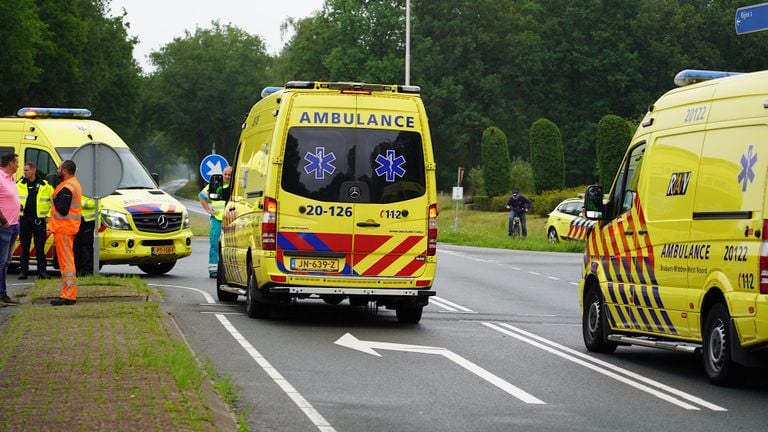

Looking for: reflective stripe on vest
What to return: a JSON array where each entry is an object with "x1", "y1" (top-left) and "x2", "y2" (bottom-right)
[{"x1": 50, "y1": 177, "x2": 82, "y2": 234}]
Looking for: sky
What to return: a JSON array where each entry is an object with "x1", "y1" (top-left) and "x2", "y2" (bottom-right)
[{"x1": 107, "y1": 0, "x2": 326, "y2": 72}]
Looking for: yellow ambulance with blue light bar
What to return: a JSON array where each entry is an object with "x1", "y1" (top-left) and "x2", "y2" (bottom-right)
[
  {"x1": 0, "y1": 107, "x2": 193, "y2": 275},
  {"x1": 215, "y1": 81, "x2": 437, "y2": 323},
  {"x1": 580, "y1": 69, "x2": 768, "y2": 385}
]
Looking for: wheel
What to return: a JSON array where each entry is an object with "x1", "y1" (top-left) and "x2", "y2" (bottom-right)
[
  {"x1": 548, "y1": 227, "x2": 559, "y2": 243},
  {"x1": 216, "y1": 258, "x2": 238, "y2": 302},
  {"x1": 138, "y1": 260, "x2": 176, "y2": 275},
  {"x1": 396, "y1": 305, "x2": 423, "y2": 324},
  {"x1": 582, "y1": 284, "x2": 617, "y2": 353},
  {"x1": 245, "y1": 271, "x2": 269, "y2": 318},
  {"x1": 511, "y1": 219, "x2": 521, "y2": 239},
  {"x1": 703, "y1": 303, "x2": 740, "y2": 386}
]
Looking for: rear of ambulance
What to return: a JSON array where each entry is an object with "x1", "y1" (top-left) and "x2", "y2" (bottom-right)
[{"x1": 264, "y1": 82, "x2": 437, "y2": 322}]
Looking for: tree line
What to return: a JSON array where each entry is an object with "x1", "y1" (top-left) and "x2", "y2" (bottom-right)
[{"x1": 2, "y1": 0, "x2": 767, "y2": 190}]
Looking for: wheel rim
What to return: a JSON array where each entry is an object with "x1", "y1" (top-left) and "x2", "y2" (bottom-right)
[
  {"x1": 707, "y1": 318, "x2": 727, "y2": 372},
  {"x1": 548, "y1": 229, "x2": 557, "y2": 242},
  {"x1": 587, "y1": 299, "x2": 601, "y2": 337}
]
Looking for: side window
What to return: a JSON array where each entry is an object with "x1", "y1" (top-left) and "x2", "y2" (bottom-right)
[
  {"x1": 609, "y1": 143, "x2": 645, "y2": 218},
  {"x1": 24, "y1": 148, "x2": 57, "y2": 180}
]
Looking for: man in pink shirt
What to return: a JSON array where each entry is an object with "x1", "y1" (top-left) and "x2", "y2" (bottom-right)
[{"x1": 0, "y1": 152, "x2": 21, "y2": 305}]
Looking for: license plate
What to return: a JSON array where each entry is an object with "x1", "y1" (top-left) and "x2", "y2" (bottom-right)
[
  {"x1": 151, "y1": 246, "x2": 175, "y2": 255},
  {"x1": 290, "y1": 258, "x2": 340, "y2": 272}
]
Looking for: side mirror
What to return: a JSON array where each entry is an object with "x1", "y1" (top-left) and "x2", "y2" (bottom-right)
[
  {"x1": 151, "y1": 172, "x2": 160, "y2": 185},
  {"x1": 584, "y1": 185, "x2": 604, "y2": 220},
  {"x1": 46, "y1": 173, "x2": 60, "y2": 188},
  {"x1": 208, "y1": 174, "x2": 224, "y2": 200}
]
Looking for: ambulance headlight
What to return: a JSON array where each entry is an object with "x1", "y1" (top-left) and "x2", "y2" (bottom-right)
[
  {"x1": 183, "y1": 211, "x2": 190, "y2": 229},
  {"x1": 101, "y1": 209, "x2": 131, "y2": 230}
]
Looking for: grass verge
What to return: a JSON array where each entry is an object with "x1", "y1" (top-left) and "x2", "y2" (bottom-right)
[{"x1": 0, "y1": 277, "x2": 237, "y2": 431}]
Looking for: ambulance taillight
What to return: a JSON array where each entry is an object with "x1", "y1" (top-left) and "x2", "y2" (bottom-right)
[
  {"x1": 262, "y1": 197, "x2": 277, "y2": 250},
  {"x1": 427, "y1": 204, "x2": 438, "y2": 256},
  {"x1": 761, "y1": 220, "x2": 768, "y2": 294}
]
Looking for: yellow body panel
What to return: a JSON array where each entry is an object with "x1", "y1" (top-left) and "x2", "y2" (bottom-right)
[{"x1": 579, "y1": 70, "x2": 768, "y2": 353}]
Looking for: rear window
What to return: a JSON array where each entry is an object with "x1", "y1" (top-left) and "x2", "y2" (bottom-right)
[{"x1": 281, "y1": 127, "x2": 426, "y2": 203}]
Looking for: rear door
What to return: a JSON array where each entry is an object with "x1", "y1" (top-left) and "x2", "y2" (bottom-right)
[{"x1": 276, "y1": 92, "x2": 429, "y2": 278}]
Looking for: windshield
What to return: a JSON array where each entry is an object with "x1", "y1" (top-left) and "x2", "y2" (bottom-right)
[
  {"x1": 281, "y1": 127, "x2": 426, "y2": 204},
  {"x1": 56, "y1": 147, "x2": 157, "y2": 189}
]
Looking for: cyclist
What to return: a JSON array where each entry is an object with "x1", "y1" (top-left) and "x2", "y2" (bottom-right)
[{"x1": 505, "y1": 190, "x2": 532, "y2": 238}]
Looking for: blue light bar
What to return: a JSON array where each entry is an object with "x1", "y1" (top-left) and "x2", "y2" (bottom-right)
[
  {"x1": 17, "y1": 107, "x2": 92, "y2": 119},
  {"x1": 673, "y1": 70, "x2": 742, "y2": 87},
  {"x1": 260, "y1": 87, "x2": 284, "y2": 98}
]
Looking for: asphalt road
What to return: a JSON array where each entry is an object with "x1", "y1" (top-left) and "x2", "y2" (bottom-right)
[{"x1": 93, "y1": 240, "x2": 767, "y2": 432}]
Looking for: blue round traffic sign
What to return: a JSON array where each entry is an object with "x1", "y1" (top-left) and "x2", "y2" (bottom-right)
[{"x1": 199, "y1": 154, "x2": 229, "y2": 183}]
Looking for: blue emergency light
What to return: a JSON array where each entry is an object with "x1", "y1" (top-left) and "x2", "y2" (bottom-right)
[
  {"x1": 673, "y1": 70, "x2": 742, "y2": 87},
  {"x1": 17, "y1": 107, "x2": 92, "y2": 119}
]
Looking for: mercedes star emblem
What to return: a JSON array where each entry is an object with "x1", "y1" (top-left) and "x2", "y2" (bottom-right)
[{"x1": 348, "y1": 186, "x2": 361, "y2": 199}]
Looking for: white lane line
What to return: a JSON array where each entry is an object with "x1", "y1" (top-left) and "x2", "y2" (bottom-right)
[
  {"x1": 547, "y1": 276, "x2": 560, "y2": 281},
  {"x1": 217, "y1": 314, "x2": 336, "y2": 431},
  {"x1": 528, "y1": 271, "x2": 541, "y2": 276},
  {"x1": 431, "y1": 296, "x2": 475, "y2": 313},
  {"x1": 482, "y1": 322, "x2": 726, "y2": 411},
  {"x1": 152, "y1": 283, "x2": 336, "y2": 431},
  {"x1": 569, "y1": 282, "x2": 579, "y2": 286}
]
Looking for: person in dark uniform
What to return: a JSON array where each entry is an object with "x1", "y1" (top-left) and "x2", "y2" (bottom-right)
[{"x1": 16, "y1": 161, "x2": 53, "y2": 279}]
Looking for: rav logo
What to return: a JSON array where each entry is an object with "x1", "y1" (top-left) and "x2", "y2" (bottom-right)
[{"x1": 666, "y1": 171, "x2": 691, "y2": 196}]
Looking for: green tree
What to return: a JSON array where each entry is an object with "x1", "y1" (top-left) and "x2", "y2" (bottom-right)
[
  {"x1": 0, "y1": 0, "x2": 44, "y2": 115},
  {"x1": 596, "y1": 114, "x2": 632, "y2": 189},
  {"x1": 510, "y1": 157, "x2": 534, "y2": 195},
  {"x1": 145, "y1": 21, "x2": 272, "y2": 186},
  {"x1": 529, "y1": 118, "x2": 564, "y2": 193},
  {"x1": 481, "y1": 126, "x2": 511, "y2": 197}
]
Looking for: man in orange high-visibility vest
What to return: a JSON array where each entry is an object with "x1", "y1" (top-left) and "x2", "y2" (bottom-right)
[{"x1": 49, "y1": 160, "x2": 82, "y2": 306}]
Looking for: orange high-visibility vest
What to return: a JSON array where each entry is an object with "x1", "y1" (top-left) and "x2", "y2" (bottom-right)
[{"x1": 50, "y1": 177, "x2": 82, "y2": 235}]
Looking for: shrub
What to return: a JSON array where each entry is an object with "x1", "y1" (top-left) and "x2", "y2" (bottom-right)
[
  {"x1": 481, "y1": 126, "x2": 511, "y2": 197},
  {"x1": 529, "y1": 118, "x2": 565, "y2": 193}
]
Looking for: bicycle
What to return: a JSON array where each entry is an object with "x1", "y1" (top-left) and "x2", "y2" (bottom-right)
[{"x1": 510, "y1": 215, "x2": 522, "y2": 239}]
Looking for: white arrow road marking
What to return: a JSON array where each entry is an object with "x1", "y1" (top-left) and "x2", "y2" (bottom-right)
[
  {"x1": 334, "y1": 333, "x2": 545, "y2": 404},
  {"x1": 481, "y1": 322, "x2": 727, "y2": 411}
]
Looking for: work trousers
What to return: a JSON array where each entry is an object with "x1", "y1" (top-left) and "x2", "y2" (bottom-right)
[
  {"x1": 208, "y1": 217, "x2": 222, "y2": 274},
  {"x1": 19, "y1": 216, "x2": 48, "y2": 273},
  {"x1": 74, "y1": 219, "x2": 95, "y2": 276},
  {"x1": 54, "y1": 233, "x2": 77, "y2": 301}
]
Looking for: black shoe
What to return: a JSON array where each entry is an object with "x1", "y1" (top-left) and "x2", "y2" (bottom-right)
[
  {"x1": 37, "y1": 272, "x2": 49, "y2": 279},
  {"x1": 50, "y1": 298, "x2": 76, "y2": 306},
  {"x1": 18, "y1": 271, "x2": 28, "y2": 280},
  {"x1": 1, "y1": 296, "x2": 19, "y2": 305}
]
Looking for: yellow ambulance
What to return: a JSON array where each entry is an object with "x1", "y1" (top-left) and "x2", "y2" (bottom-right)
[
  {"x1": 1, "y1": 107, "x2": 193, "y2": 275},
  {"x1": 216, "y1": 81, "x2": 437, "y2": 323},
  {"x1": 580, "y1": 69, "x2": 768, "y2": 385}
]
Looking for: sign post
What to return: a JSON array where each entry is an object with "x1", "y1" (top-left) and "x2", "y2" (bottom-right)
[
  {"x1": 736, "y1": 3, "x2": 768, "y2": 34},
  {"x1": 72, "y1": 142, "x2": 123, "y2": 275},
  {"x1": 453, "y1": 167, "x2": 464, "y2": 234}
]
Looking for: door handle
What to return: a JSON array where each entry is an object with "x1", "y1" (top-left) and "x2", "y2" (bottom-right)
[
  {"x1": 624, "y1": 230, "x2": 633, "y2": 235},
  {"x1": 357, "y1": 221, "x2": 381, "y2": 228}
]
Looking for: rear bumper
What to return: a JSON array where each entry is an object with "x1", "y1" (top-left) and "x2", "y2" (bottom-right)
[{"x1": 269, "y1": 286, "x2": 435, "y2": 297}]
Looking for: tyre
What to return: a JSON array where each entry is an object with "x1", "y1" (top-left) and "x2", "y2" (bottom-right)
[
  {"x1": 322, "y1": 295, "x2": 344, "y2": 305},
  {"x1": 396, "y1": 305, "x2": 423, "y2": 324},
  {"x1": 582, "y1": 284, "x2": 617, "y2": 353},
  {"x1": 511, "y1": 219, "x2": 521, "y2": 239},
  {"x1": 702, "y1": 303, "x2": 740, "y2": 386},
  {"x1": 245, "y1": 271, "x2": 269, "y2": 318},
  {"x1": 138, "y1": 260, "x2": 176, "y2": 275},
  {"x1": 548, "y1": 227, "x2": 559, "y2": 243},
  {"x1": 216, "y1": 258, "x2": 238, "y2": 302}
]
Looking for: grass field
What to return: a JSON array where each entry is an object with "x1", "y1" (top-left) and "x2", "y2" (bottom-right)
[{"x1": 437, "y1": 194, "x2": 585, "y2": 253}]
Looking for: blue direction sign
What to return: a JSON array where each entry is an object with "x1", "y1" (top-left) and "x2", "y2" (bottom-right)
[
  {"x1": 736, "y1": 3, "x2": 768, "y2": 34},
  {"x1": 199, "y1": 154, "x2": 229, "y2": 183}
]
